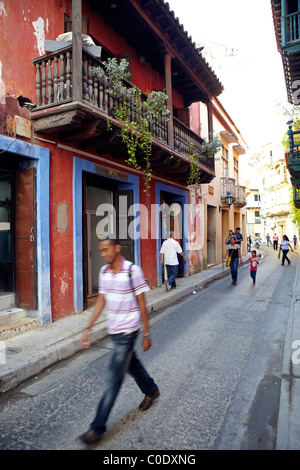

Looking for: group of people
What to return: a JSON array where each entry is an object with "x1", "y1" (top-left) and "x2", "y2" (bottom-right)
[
  {"x1": 225, "y1": 229, "x2": 297, "y2": 288},
  {"x1": 266, "y1": 233, "x2": 295, "y2": 265},
  {"x1": 77, "y1": 227, "x2": 297, "y2": 446},
  {"x1": 224, "y1": 229, "x2": 260, "y2": 287}
]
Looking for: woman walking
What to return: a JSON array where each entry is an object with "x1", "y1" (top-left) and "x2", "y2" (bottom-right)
[
  {"x1": 223, "y1": 236, "x2": 243, "y2": 286},
  {"x1": 280, "y1": 235, "x2": 294, "y2": 266}
]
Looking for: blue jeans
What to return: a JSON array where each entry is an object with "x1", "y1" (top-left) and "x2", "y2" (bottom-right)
[
  {"x1": 166, "y1": 264, "x2": 179, "y2": 288},
  {"x1": 91, "y1": 330, "x2": 158, "y2": 436},
  {"x1": 230, "y1": 258, "x2": 239, "y2": 283},
  {"x1": 282, "y1": 250, "x2": 290, "y2": 265},
  {"x1": 250, "y1": 270, "x2": 257, "y2": 284}
]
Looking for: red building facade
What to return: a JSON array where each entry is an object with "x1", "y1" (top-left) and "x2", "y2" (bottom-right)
[{"x1": 0, "y1": 0, "x2": 223, "y2": 326}]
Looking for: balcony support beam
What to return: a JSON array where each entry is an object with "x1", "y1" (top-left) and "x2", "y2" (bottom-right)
[
  {"x1": 164, "y1": 52, "x2": 174, "y2": 148},
  {"x1": 72, "y1": 0, "x2": 83, "y2": 102},
  {"x1": 207, "y1": 101, "x2": 213, "y2": 140}
]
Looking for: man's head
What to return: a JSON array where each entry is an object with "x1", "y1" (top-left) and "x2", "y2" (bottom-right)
[
  {"x1": 236, "y1": 227, "x2": 240, "y2": 232},
  {"x1": 169, "y1": 231, "x2": 175, "y2": 238},
  {"x1": 99, "y1": 236, "x2": 121, "y2": 264}
]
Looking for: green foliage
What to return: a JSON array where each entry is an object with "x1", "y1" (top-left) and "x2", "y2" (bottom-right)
[
  {"x1": 201, "y1": 132, "x2": 222, "y2": 160},
  {"x1": 276, "y1": 103, "x2": 300, "y2": 150},
  {"x1": 92, "y1": 58, "x2": 169, "y2": 196},
  {"x1": 188, "y1": 133, "x2": 222, "y2": 198}
]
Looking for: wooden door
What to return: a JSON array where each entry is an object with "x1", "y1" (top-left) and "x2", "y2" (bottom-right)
[{"x1": 15, "y1": 168, "x2": 37, "y2": 309}]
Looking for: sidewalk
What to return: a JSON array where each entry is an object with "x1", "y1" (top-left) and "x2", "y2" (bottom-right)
[
  {"x1": 276, "y1": 248, "x2": 300, "y2": 450},
  {"x1": 0, "y1": 256, "x2": 248, "y2": 394}
]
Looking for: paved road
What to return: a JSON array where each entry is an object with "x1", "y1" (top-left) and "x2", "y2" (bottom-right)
[{"x1": 0, "y1": 246, "x2": 296, "y2": 450}]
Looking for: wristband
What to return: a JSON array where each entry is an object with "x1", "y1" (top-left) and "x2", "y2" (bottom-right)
[{"x1": 143, "y1": 333, "x2": 151, "y2": 339}]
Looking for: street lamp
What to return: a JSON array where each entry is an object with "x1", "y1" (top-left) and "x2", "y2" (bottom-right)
[{"x1": 219, "y1": 191, "x2": 234, "y2": 211}]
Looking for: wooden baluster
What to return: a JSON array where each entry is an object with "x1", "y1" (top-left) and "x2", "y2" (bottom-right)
[
  {"x1": 66, "y1": 51, "x2": 71, "y2": 99},
  {"x1": 59, "y1": 53, "x2": 65, "y2": 101},
  {"x1": 99, "y1": 76, "x2": 104, "y2": 110},
  {"x1": 42, "y1": 60, "x2": 46, "y2": 106},
  {"x1": 47, "y1": 59, "x2": 52, "y2": 104},
  {"x1": 93, "y1": 66, "x2": 99, "y2": 107},
  {"x1": 104, "y1": 77, "x2": 109, "y2": 112},
  {"x1": 36, "y1": 63, "x2": 41, "y2": 107},
  {"x1": 53, "y1": 55, "x2": 58, "y2": 102},
  {"x1": 82, "y1": 54, "x2": 87, "y2": 100},
  {"x1": 88, "y1": 58, "x2": 93, "y2": 102}
]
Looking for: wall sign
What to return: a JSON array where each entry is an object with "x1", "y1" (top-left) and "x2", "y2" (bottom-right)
[{"x1": 94, "y1": 164, "x2": 128, "y2": 182}]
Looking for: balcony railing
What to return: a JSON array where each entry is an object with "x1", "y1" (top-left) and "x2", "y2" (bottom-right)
[
  {"x1": 234, "y1": 184, "x2": 246, "y2": 208},
  {"x1": 221, "y1": 177, "x2": 236, "y2": 201},
  {"x1": 286, "y1": 12, "x2": 300, "y2": 44},
  {"x1": 287, "y1": 125, "x2": 300, "y2": 185},
  {"x1": 32, "y1": 46, "x2": 211, "y2": 170}
]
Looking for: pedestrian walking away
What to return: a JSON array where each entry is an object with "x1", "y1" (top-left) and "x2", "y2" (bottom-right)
[
  {"x1": 223, "y1": 236, "x2": 243, "y2": 286},
  {"x1": 293, "y1": 234, "x2": 297, "y2": 250},
  {"x1": 273, "y1": 233, "x2": 279, "y2": 250},
  {"x1": 79, "y1": 236, "x2": 159, "y2": 446},
  {"x1": 279, "y1": 235, "x2": 294, "y2": 266},
  {"x1": 160, "y1": 231, "x2": 186, "y2": 292},
  {"x1": 266, "y1": 233, "x2": 272, "y2": 247},
  {"x1": 234, "y1": 227, "x2": 243, "y2": 247},
  {"x1": 250, "y1": 250, "x2": 259, "y2": 286}
]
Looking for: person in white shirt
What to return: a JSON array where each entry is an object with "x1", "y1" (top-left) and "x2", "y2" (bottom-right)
[
  {"x1": 160, "y1": 231, "x2": 186, "y2": 292},
  {"x1": 279, "y1": 235, "x2": 294, "y2": 265}
]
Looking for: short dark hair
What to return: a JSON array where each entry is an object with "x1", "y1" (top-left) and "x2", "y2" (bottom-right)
[
  {"x1": 252, "y1": 250, "x2": 256, "y2": 255},
  {"x1": 99, "y1": 235, "x2": 121, "y2": 246},
  {"x1": 236, "y1": 227, "x2": 240, "y2": 231}
]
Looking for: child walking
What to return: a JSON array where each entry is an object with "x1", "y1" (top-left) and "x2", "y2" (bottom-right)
[{"x1": 250, "y1": 250, "x2": 259, "y2": 286}]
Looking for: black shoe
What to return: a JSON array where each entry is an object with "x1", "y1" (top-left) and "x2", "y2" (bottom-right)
[{"x1": 79, "y1": 429, "x2": 102, "y2": 445}]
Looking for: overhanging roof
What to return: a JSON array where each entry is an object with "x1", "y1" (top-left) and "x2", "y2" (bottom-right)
[{"x1": 86, "y1": 0, "x2": 223, "y2": 105}]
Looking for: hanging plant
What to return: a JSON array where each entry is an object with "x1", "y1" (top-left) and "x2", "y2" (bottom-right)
[
  {"x1": 187, "y1": 142, "x2": 202, "y2": 198},
  {"x1": 201, "y1": 132, "x2": 222, "y2": 160},
  {"x1": 188, "y1": 133, "x2": 222, "y2": 198},
  {"x1": 92, "y1": 58, "x2": 170, "y2": 196}
]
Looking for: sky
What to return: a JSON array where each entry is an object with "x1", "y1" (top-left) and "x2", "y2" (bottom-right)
[{"x1": 167, "y1": 0, "x2": 289, "y2": 156}]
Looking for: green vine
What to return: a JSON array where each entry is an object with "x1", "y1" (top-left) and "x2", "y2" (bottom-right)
[{"x1": 92, "y1": 58, "x2": 169, "y2": 196}]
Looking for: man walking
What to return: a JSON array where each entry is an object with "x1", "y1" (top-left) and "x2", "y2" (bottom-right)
[
  {"x1": 234, "y1": 227, "x2": 243, "y2": 247},
  {"x1": 79, "y1": 237, "x2": 159, "y2": 445},
  {"x1": 160, "y1": 231, "x2": 186, "y2": 292}
]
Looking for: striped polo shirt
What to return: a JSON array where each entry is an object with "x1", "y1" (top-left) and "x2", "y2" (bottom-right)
[{"x1": 98, "y1": 258, "x2": 150, "y2": 334}]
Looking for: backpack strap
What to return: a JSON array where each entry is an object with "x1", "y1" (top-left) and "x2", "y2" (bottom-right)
[{"x1": 128, "y1": 263, "x2": 135, "y2": 297}]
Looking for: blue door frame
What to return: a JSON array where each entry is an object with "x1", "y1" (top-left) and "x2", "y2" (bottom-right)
[
  {"x1": 155, "y1": 182, "x2": 188, "y2": 286},
  {"x1": 73, "y1": 157, "x2": 140, "y2": 312},
  {"x1": 0, "y1": 135, "x2": 51, "y2": 325}
]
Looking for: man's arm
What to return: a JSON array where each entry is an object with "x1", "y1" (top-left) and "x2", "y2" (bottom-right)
[
  {"x1": 136, "y1": 292, "x2": 151, "y2": 352},
  {"x1": 80, "y1": 293, "x2": 105, "y2": 349}
]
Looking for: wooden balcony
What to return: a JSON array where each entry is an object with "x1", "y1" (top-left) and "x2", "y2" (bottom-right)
[
  {"x1": 234, "y1": 185, "x2": 246, "y2": 208},
  {"x1": 221, "y1": 177, "x2": 236, "y2": 203},
  {"x1": 287, "y1": 125, "x2": 300, "y2": 187},
  {"x1": 294, "y1": 187, "x2": 300, "y2": 208},
  {"x1": 31, "y1": 46, "x2": 214, "y2": 185}
]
